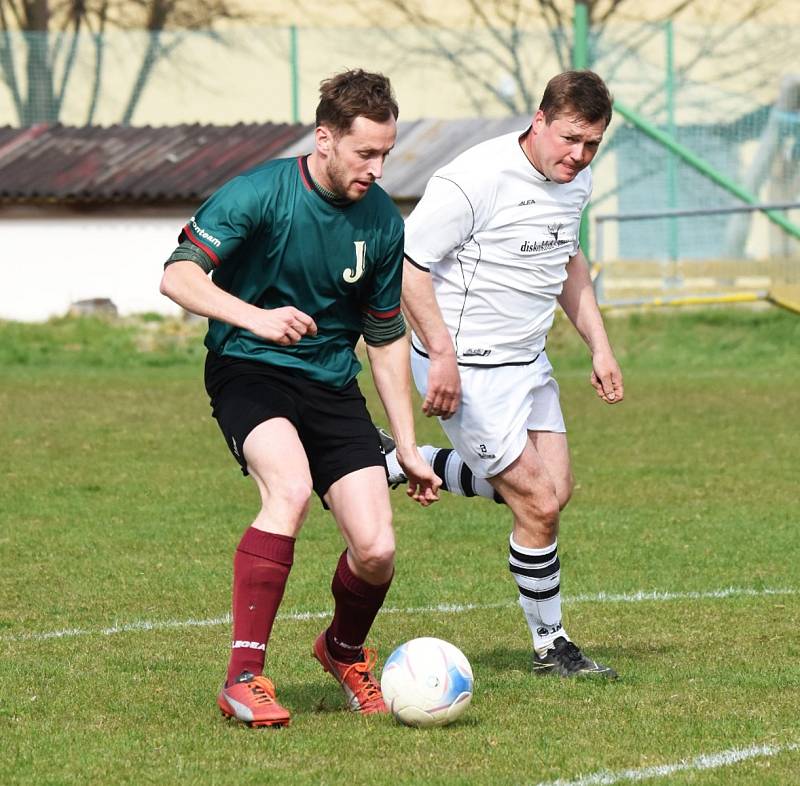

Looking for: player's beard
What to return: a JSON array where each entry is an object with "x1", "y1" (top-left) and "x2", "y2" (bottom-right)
[{"x1": 325, "y1": 147, "x2": 372, "y2": 201}]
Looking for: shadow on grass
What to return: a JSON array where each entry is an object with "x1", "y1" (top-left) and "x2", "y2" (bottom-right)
[
  {"x1": 279, "y1": 680, "x2": 362, "y2": 716},
  {"x1": 470, "y1": 646, "x2": 531, "y2": 672},
  {"x1": 275, "y1": 680, "x2": 485, "y2": 729},
  {"x1": 471, "y1": 641, "x2": 670, "y2": 676}
]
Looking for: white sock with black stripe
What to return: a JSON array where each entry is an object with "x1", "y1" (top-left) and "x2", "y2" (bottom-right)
[
  {"x1": 419, "y1": 446, "x2": 504, "y2": 502},
  {"x1": 384, "y1": 442, "x2": 504, "y2": 502},
  {"x1": 508, "y1": 534, "x2": 568, "y2": 655}
]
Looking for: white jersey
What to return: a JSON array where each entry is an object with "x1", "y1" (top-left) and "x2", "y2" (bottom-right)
[{"x1": 404, "y1": 129, "x2": 591, "y2": 366}]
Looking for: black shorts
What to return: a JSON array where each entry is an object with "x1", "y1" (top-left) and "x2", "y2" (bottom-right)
[{"x1": 204, "y1": 351, "x2": 386, "y2": 498}]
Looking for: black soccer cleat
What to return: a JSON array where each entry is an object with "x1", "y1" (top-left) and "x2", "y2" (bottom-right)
[
  {"x1": 377, "y1": 427, "x2": 407, "y2": 488},
  {"x1": 532, "y1": 637, "x2": 618, "y2": 679},
  {"x1": 376, "y1": 426, "x2": 396, "y2": 455}
]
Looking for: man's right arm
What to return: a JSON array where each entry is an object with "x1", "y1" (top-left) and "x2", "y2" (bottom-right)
[
  {"x1": 403, "y1": 175, "x2": 477, "y2": 420},
  {"x1": 160, "y1": 260, "x2": 316, "y2": 346},
  {"x1": 401, "y1": 259, "x2": 460, "y2": 419}
]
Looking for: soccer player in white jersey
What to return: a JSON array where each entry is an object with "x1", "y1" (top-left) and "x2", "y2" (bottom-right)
[{"x1": 399, "y1": 70, "x2": 624, "y2": 678}]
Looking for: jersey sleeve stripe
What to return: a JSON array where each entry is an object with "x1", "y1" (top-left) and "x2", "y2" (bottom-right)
[
  {"x1": 364, "y1": 305, "x2": 401, "y2": 319},
  {"x1": 404, "y1": 253, "x2": 429, "y2": 272},
  {"x1": 181, "y1": 224, "x2": 220, "y2": 266}
]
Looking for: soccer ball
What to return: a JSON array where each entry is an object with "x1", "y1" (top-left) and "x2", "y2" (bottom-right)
[{"x1": 381, "y1": 637, "x2": 473, "y2": 727}]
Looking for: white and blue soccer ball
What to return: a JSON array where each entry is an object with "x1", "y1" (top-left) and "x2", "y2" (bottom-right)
[{"x1": 381, "y1": 637, "x2": 474, "y2": 727}]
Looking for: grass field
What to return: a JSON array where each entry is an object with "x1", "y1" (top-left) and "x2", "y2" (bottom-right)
[{"x1": 1, "y1": 307, "x2": 799, "y2": 785}]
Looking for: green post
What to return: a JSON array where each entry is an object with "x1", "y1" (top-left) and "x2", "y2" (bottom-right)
[
  {"x1": 614, "y1": 99, "x2": 800, "y2": 241},
  {"x1": 573, "y1": 1, "x2": 589, "y2": 69},
  {"x1": 573, "y1": 1, "x2": 591, "y2": 256},
  {"x1": 665, "y1": 20, "x2": 679, "y2": 267},
  {"x1": 290, "y1": 25, "x2": 300, "y2": 123}
]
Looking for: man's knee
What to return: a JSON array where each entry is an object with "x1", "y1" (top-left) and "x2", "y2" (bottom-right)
[
  {"x1": 268, "y1": 478, "x2": 314, "y2": 520},
  {"x1": 557, "y1": 473, "x2": 575, "y2": 511},
  {"x1": 530, "y1": 493, "x2": 560, "y2": 530},
  {"x1": 348, "y1": 527, "x2": 396, "y2": 578},
  {"x1": 511, "y1": 489, "x2": 560, "y2": 536}
]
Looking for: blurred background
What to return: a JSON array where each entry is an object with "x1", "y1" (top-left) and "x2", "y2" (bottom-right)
[{"x1": 0, "y1": 0, "x2": 798, "y2": 319}]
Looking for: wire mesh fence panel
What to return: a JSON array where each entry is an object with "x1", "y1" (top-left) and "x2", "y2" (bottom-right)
[{"x1": 588, "y1": 21, "x2": 799, "y2": 271}]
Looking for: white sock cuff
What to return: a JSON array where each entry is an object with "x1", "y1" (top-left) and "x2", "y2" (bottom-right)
[
  {"x1": 509, "y1": 534, "x2": 557, "y2": 556},
  {"x1": 418, "y1": 445, "x2": 438, "y2": 464}
]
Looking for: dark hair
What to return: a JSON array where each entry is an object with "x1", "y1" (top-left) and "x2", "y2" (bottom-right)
[
  {"x1": 315, "y1": 69, "x2": 399, "y2": 137},
  {"x1": 539, "y1": 70, "x2": 613, "y2": 128}
]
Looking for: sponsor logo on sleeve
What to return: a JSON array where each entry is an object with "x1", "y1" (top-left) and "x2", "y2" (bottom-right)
[{"x1": 189, "y1": 216, "x2": 222, "y2": 248}]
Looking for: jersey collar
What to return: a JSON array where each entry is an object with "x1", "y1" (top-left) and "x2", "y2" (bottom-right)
[
  {"x1": 518, "y1": 128, "x2": 548, "y2": 182},
  {"x1": 298, "y1": 155, "x2": 354, "y2": 207}
]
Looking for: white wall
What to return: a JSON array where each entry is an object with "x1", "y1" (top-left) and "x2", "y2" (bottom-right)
[{"x1": 1, "y1": 207, "x2": 190, "y2": 322}]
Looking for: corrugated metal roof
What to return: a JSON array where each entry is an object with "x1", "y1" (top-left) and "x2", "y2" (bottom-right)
[
  {"x1": 0, "y1": 116, "x2": 531, "y2": 205},
  {"x1": 280, "y1": 116, "x2": 531, "y2": 200},
  {"x1": 0, "y1": 122, "x2": 313, "y2": 204},
  {"x1": 387, "y1": 116, "x2": 531, "y2": 199}
]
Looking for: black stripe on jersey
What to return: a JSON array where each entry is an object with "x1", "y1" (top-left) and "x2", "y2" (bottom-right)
[
  {"x1": 404, "y1": 254, "x2": 429, "y2": 272},
  {"x1": 180, "y1": 225, "x2": 220, "y2": 265},
  {"x1": 509, "y1": 557, "x2": 560, "y2": 579},
  {"x1": 411, "y1": 343, "x2": 541, "y2": 369},
  {"x1": 509, "y1": 543, "x2": 557, "y2": 564},
  {"x1": 518, "y1": 584, "x2": 561, "y2": 601},
  {"x1": 362, "y1": 311, "x2": 406, "y2": 346},
  {"x1": 433, "y1": 175, "x2": 478, "y2": 359},
  {"x1": 165, "y1": 239, "x2": 215, "y2": 273}
]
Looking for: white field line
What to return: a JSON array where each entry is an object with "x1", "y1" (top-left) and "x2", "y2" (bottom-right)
[
  {"x1": 533, "y1": 741, "x2": 800, "y2": 786},
  {"x1": 2, "y1": 586, "x2": 796, "y2": 644}
]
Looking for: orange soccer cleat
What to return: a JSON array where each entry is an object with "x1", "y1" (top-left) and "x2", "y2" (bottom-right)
[
  {"x1": 312, "y1": 631, "x2": 387, "y2": 714},
  {"x1": 217, "y1": 671, "x2": 291, "y2": 727}
]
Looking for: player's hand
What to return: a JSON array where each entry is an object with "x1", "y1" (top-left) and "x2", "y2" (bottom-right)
[
  {"x1": 252, "y1": 306, "x2": 317, "y2": 345},
  {"x1": 423, "y1": 355, "x2": 461, "y2": 419},
  {"x1": 397, "y1": 448, "x2": 441, "y2": 507},
  {"x1": 590, "y1": 350, "x2": 624, "y2": 404}
]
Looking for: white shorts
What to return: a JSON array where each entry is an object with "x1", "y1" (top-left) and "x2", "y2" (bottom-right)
[{"x1": 411, "y1": 349, "x2": 566, "y2": 479}]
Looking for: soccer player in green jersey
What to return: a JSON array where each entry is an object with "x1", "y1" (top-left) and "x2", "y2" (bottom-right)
[{"x1": 160, "y1": 69, "x2": 440, "y2": 727}]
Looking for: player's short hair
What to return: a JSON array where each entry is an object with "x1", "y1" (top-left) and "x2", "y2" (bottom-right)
[
  {"x1": 316, "y1": 69, "x2": 399, "y2": 137},
  {"x1": 539, "y1": 70, "x2": 613, "y2": 129}
]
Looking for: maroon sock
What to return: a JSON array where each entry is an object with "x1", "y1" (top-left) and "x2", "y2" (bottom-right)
[
  {"x1": 226, "y1": 527, "x2": 295, "y2": 685},
  {"x1": 325, "y1": 550, "x2": 393, "y2": 663}
]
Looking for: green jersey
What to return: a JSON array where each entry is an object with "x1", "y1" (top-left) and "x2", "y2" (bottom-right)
[{"x1": 180, "y1": 155, "x2": 405, "y2": 388}]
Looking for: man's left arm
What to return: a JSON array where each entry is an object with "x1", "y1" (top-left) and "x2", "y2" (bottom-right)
[
  {"x1": 557, "y1": 249, "x2": 624, "y2": 404},
  {"x1": 366, "y1": 336, "x2": 441, "y2": 506}
]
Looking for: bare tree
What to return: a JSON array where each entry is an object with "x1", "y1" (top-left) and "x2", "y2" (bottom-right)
[
  {"x1": 306, "y1": 0, "x2": 786, "y2": 118},
  {"x1": 0, "y1": 0, "x2": 247, "y2": 125},
  {"x1": 297, "y1": 0, "x2": 678, "y2": 115}
]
